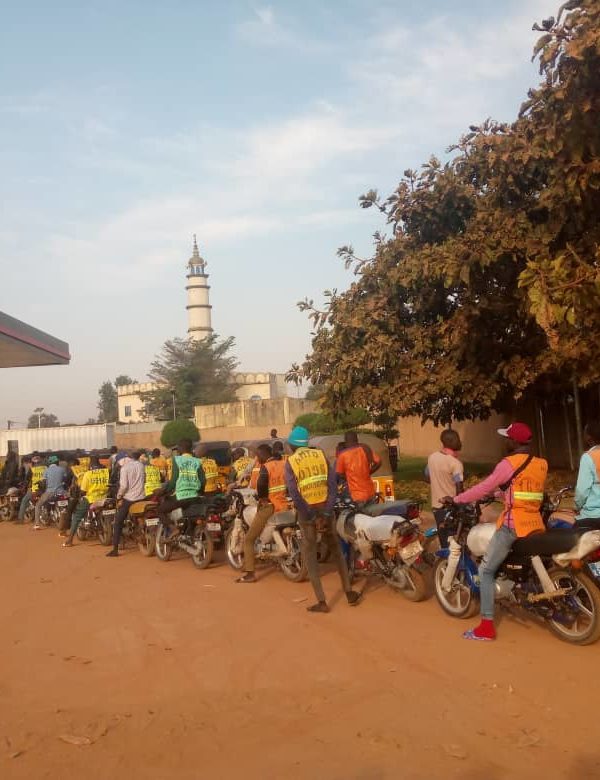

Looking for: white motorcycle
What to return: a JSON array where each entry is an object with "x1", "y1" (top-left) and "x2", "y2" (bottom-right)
[
  {"x1": 225, "y1": 489, "x2": 307, "y2": 582},
  {"x1": 336, "y1": 499, "x2": 434, "y2": 601}
]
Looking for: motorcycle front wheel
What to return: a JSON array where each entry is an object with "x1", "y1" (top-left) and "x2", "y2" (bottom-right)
[
  {"x1": 546, "y1": 568, "x2": 600, "y2": 645},
  {"x1": 387, "y1": 567, "x2": 428, "y2": 602},
  {"x1": 76, "y1": 525, "x2": 88, "y2": 542},
  {"x1": 191, "y1": 526, "x2": 214, "y2": 570},
  {"x1": 279, "y1": 532, "x2": 308, "y2": 582},
  {"x1": 155, "y1": 524, "x2": 173, "y2": 562},
  {"x1": 0, "y1": 504, "x2": 10, "y2": 522},
  {"x1": 434, "y1": 558, "x2": 479, "y2": 618},
  {"x1": 225, "y1": 527, "x2": 245, "y2": 570}
]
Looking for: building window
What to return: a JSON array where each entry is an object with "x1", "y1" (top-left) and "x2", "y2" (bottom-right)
[{"x1": 124, "y1": 405, "x2": 132, "y2": 418}]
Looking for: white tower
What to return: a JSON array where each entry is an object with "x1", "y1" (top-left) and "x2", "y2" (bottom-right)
[{"x1": 186, "y1": 235, "x2": 213, "y2": 341}]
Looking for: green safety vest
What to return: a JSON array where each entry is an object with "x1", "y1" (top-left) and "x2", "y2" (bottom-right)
[{"x1": 174, "y1": 455, "x2": 201, "y2": 500}]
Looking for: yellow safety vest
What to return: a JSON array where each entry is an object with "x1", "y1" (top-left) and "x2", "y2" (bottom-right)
[
  {"x1": 201, "y1": 457, "x2": 220, "y2": 493},
  {"x1": 288, "y1": 447, "x2": 329, "y2": 506},
  {"x1": 71, "y1": 464, "x2": 89, "y2": 487},
  {"x1": 144, "y1": 464, "x2": 162, "y2": 496},
  {"x1": 31, "y1": 465, "x2": 46, "y2": 493},
  {"x1": 233, "y1": 456, "x2": 253, "y2": 483}
]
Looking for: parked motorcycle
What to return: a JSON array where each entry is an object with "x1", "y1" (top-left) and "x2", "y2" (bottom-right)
[
  {"x1": 201, "y1": 493, "x2": 231, "y2": 547},
  {"x1": 434, "y1": 501, "x2": 600, "y2": 645},
  {"x1": 155, "y1": 500, "x2": 214, "y2": 569},
  {"x1": 0, "y1": 487, "x2": 21, "y2": 521},
  {"x1": 98, "y1": 498, "x2": 159, "y2": 555},
  {"x1": 28, "y1": 489, "x2": 70, "y2": 527},
  {"x1": 335, "y1": 498, "x2": 432, "y2": 601},
  {"x1": 225, "y1": 489, "x2": 307, "y2": 582}
]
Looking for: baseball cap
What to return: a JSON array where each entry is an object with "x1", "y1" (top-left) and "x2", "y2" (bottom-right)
[
  {"x1": 115, "y1": 451, "x2": 128, "y2": 464},
  {"x1": 497, "y1": 422, "x2": 532, "y2": 444},
  {"x1": 47, "y1": 455, "x2": 59, "y2": 465}
]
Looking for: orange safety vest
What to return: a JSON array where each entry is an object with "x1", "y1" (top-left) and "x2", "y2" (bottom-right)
[
  {"x1": 249, "y1": 459, "x2": 261, "y2": 491},
  {"x1": 589, "y1": 449, "x2": 600, "y2": 480},
  {"x1": 497, "y1": 454, "x2": 548, "y2": 537},
  {"x1": 264, "y1": 458, "x2": 288, "y2": 512}
]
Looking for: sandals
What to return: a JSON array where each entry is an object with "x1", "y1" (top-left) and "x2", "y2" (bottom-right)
[{"x1": 235, "y1": 573, "x2": 257, "y2": 583}]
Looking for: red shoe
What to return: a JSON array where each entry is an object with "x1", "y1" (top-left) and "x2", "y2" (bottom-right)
[{"x1": 463, "y1": 619, "x2": 496, "y2": 641}]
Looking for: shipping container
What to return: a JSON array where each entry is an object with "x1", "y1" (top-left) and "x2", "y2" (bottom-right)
[{"x1": 0, "y1": 424, "x2": 116, "y2": 455}]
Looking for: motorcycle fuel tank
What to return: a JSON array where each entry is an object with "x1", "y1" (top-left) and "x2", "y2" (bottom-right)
[{"x1": 467, "y1": 522, "x2": 496, "y2": 557}]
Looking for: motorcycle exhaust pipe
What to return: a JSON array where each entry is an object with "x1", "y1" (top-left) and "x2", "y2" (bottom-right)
[
  {"x1": 441, "y1": 538, "x2": 462, "y2": 592},
  {"x1": 531, "y1": 555, "x2": 557, "y2": 593}
]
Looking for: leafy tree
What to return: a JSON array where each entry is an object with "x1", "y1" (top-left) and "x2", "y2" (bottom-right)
[
  {"x1": 161, "y1": 419, "x2": 200, "y2": 448},
  {"x1": 293, "y1": 408, "x2": 370, "y2": 435},
  {"x1": 141, "y1": 335, "x2": 238, "y2": 420},
  {"x1": 294, "y1": 0, "x2": 600, "y2": 425},
  {"x1": 27, "y1": 412, "x2": 60, "y2": 429},
  {"x1": 97, "y1": 375, "x2": 136, "y2": 423},
  {"x1": 305, "y1": 384, "x2": 326, "y2": 402}
]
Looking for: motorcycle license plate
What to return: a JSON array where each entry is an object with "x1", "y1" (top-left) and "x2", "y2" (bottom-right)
[
  {"x1": 145, "y1": 518, "x2": 159, "y2": 527},
  {"x1": 400, "y1": 539, "x2": 423, "y2": 562},
  {"x1": 207, "y1": 522, "x2": 221, "y2": 532},
  {"x1": 103, "y1": 510, "x2": 116, "y2": 517},
  {"x1": 588, "y1": 562, "x2": 600, "y2": 579},
  {"x1": 58, "y1": 501, "x2": 68, "y2": 507}
]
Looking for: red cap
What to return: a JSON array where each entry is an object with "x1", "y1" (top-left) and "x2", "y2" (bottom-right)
[{"x1": 497, "y1": 422, "x2": 533, "y2": 444}]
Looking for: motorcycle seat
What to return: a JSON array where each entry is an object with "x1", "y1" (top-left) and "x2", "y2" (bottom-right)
[
  {"x1": 353, "y1": 513, "x2": 395, "y2": 542},
  {"x1": 365, "y1": 500, "x2": 410, "y2": 518},
  {"x1": 510, "y1": 529, "x2": 579, "y2": 557},
  {"x1": 575, "y1": 518, "x2": 600, "y2": 532},
  {"x1": 270, "y1": 510, "x2": 296, "y2": 527}
]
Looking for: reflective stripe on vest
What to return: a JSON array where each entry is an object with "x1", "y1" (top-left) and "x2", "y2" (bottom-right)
[
  {"x1": 497, "y1": 454, "x2": 548, "y2": 538},
  {"x1": 201, "y1": 458, "x2": 220, "y2": 493},
  {"x1": 144, "y1": 464, "x2": 162, "y2": 496},
  {"x1": 175, "y1": 455, "x2": 201, "y2": 500},
  {"x1": 288, "y1": 448, "x2": 329, "y2": 506},
  {"x1": 264, "y1": 458, "x2": 288, "y2": 512}
]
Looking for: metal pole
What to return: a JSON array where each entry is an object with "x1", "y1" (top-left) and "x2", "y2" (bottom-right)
[
  {"x1": 562, "y1": 395, "x2": 574, "y2": 471},
  {"x1": 572, "y1": 377, "x2": 584, "y2": 455},
  {"x1": 536, "y1": 401, "x2": 547, "y2": 458}
]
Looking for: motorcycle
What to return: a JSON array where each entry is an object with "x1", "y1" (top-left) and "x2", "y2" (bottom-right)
[
  {"x1": 225, "y1": 489, "x2": 307, "y2": 582},
  {"x1": 98, "y1": 498, "x2": 159, "y2": 555},
  {"x1": 335, "y1": 498, "x2": 433, "y2": 601},
  {"x1": 0, "y1": 486, "x2": 22, "y2": 521},
  {"x1": 155, "y1": 499, "x2": 214, "y2": 569},
  {"x1": 434, "y1": 501, "x2": 600, "y2": 645},
  {"x1": 201, "y1": 493, "x2": 231, "y2": 547},
  {"x1": 29, "y1": 488, "x2": 70, "y2": 527}
]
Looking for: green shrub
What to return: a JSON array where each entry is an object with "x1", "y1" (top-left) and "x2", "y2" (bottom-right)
[{"x1": 160, "y1": 419, "x2": 200, "y2": 448}]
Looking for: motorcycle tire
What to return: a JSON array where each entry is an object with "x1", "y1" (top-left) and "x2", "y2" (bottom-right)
[
  {"x1": 191, "y1": 526, "x2": 214, "y2": 570},
  {"x1": 138, "y1": 526, "x2": 156, "y2": 557},
  {"x1": 98, "y1": 515, "x2": 113, "y2": 546},
  {"x1": 225, "y1": 527, "x2": 245, "y2": 570},
  {"x1": 76, "y1": 525, "x2": 88, "y2": 542},
  {"x1": 545, "y1": 568, "x2": 600, "y2": 646},
  {"x1": 155, "y1": 524, "x2": 173, "y2": 562},
  {"x1": 24, "y1": 505, "x2": 35, "y2": 524},
  {"x1": 389, "y1": 568, "x2": 428, "y2": 602},
  {"x1": 0, "y1": 504, "x2": 10, "y2": 522},
  {"x1": 433, "y1": 557, "x2": 479, "y2": 619},
  {"x1": 279, "y1": 532, "x2": 308, "y2": 583}
]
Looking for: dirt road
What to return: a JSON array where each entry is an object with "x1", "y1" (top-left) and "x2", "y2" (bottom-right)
[{"x1": 0, "y1": 523, "x2": 598, "y2": 780}]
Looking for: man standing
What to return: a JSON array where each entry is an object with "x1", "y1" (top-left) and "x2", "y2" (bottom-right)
[
  {"x1": 34, "y1": 455, "x2": 66, "y2": 530},
  {"x1": 235, "y1": 443, "x2": 288, "y2": 584},
  {"x1": 575, "y1": 421, "x2": 600, "y2": 524},
  {"x1": 63, "y1": 457, "x2": 110, "y2": 547},
  {"x1": 335, "y1": 431, "x2": 381, "y2": 510},
  {"x1": 270, "y1": 428, "x2": 278, "y2": 440},
  {"x1": 285, "y1": 426, "x2": 362, "y2": 613},
  {"x1": 425, "y1": 429, "x2": 464, "y2": 548},
  {"x1": 106, "y1": 451, "x2": 145, "y2": 557},
  {"x1": 452, "y1": 422, "x2": 547, "y2": 641}
]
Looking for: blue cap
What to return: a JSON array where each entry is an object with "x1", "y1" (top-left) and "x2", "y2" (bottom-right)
[
  {"x1": 288, "y1": 426, "x2": 310, "y2": 447},
  {"x1": 115, "y1": 451, "x2": 128, "y2": 463}
]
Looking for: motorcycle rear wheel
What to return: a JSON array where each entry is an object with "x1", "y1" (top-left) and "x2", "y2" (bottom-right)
[
  {"x1": 388, "y1": 568, "x2": 428, "y2": 602},
  {"x1": 279, "y1": 533, "x2": 308, "y2": 582},
  {"x1": 225, "y1": 528, "x2": 245, "y2": 570},
  {"x1": 138, "y1": 526, "x2": 156, "y2": 557},
  {"x1": 434, "y1": 558, "x2": 479, "y2": 618},
  {"x1": 24, "y1": 505, "x2": 35, "y2": 524},
  {"x1": 98, "y1": 515, "x2": 113, "y2": 546},
  {"x1": 546, "y1": 568, "x2": 600, "y2": 645},
  {"x1": 76, "y1": 525, "x2": 88, "y2": 542},
  {"x1": 191, "y1": 526, "x2": 214, "y2": 569},
  {"x1": 0, "y1": 504, "x2": 10, "y2": 522},
  {"x1": 155, "y1": 524, "x2": 173, "y2": 562}
]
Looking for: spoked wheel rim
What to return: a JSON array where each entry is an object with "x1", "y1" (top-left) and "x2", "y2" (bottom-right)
[
  {"x1": 280, "y1": 535, "x2": 304, "y2": 578},
  {"x1": 434, "y1": 560, "x2": 475, "y2": 616},
  {"x1": 191, "y1": 527, "x2": 212, "y2": 568},
  {"x1": 226, "y1": 528, "x2": 245, "y2": 570},
  {"x1": 548, "y1": 571, "x2": 596, "y2": 641}
]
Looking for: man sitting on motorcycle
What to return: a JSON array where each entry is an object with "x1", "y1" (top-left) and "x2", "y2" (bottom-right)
[
  {"x1": 62, "y1": 456, "x2": 110, "y2": 547},
  {"x1": 335, "y1": 431, "x2": 381, "y2": 511},
  {"x1": 197, "y1": 445, "x2": 221, "y2": 495},
  {"x1": 450, "y1": 422, "x2": 548, "y2": 641},
  {"x1": 285, "y1": 426, "x2": 362, "y2": 613},
  {"x1": 156, "y1": 439, "x2": 206, "y2": 535},
  {"x1": 575, "y1": 421, "x2": 600, "y2": 525},
  {"x1": 235, "y1": 443, "x2": 288, "y2": 583},
  {"x1": 33, "y1": 455, "x2": 66, "y2": 530},
  {"x1": 230, "y1": 447, "x2": 253, "y2": 487}
]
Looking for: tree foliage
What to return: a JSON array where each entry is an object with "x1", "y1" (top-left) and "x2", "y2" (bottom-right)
[
  {"x1": 160, "y1": 419, "x2": 201, "y2": 448},
  {"x1": 97, "y1": 375, "x2": 136, "y2": 423},
  {"x1": 293, "y1": 0, "x2": 600, "y2": 425},
  {"x1": 141, "y1": 335, "x2": 238, "y2": 420},
  {"x1": 293, "y1": 408, "x2": 371, "y2": 435},
  {"x1": 27, "y1": 412, "x2": 60, "y2": 429}
]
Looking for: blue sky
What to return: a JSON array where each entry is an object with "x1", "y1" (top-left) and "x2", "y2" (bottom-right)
[{"x1": 0, "y1": 0, "x2": 555, "y2": 424}]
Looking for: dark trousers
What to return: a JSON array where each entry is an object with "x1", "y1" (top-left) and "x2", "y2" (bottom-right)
[
  {"x1": 298, "y1": 514, "x2": 351, "y2": 603},
  {"x1": 433, "y1": 508, "x2": 449, "y2": 548},
  {"x1": 112, "y1": 499, "x2": 135, "y2": 549},
  {"x1": 61, "y1": 496, "x2": 80, "y2": 533}
]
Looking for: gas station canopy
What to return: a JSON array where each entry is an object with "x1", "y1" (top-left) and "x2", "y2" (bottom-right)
[{"x1": 0, "y1": 311, "x2": 70, "y2": 368}]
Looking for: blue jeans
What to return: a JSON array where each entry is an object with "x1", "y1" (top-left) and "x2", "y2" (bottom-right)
[
  {"x1": 479, "y1": 525, "x2": 517, "y2": 619},
  {"x1": 18, "y1": 490, "x2": 32, "y2": 522}
]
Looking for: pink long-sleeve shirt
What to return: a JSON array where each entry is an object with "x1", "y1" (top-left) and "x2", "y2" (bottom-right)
[{"x1": 454, "y1": 458, "x2": 516, "y2": 528}]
